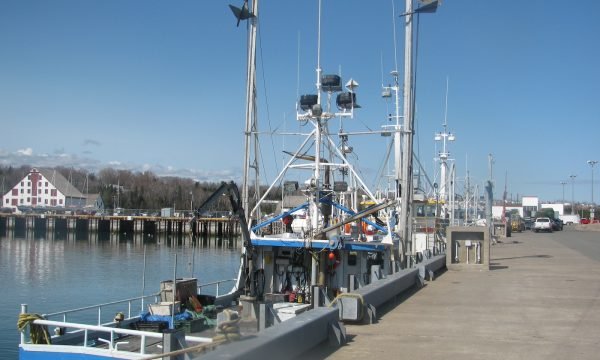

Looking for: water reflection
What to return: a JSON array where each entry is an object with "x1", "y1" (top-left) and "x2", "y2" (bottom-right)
[
  {"x1": 4, "y1": 228, "x2": 240, "y2": 249},
  {"x1": 0, "y1": 230, "x2": 241, "y2": 359}
]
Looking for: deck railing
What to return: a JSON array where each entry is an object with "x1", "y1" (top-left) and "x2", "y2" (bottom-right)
[
  {"x1": 40, "y1": 294, "x2": 160, "y2": 325},
  {"x1": 22, "y1": 318, "x2": 211, "y2": 355},
  {"x1": 197, "y1": 279, "x2": 237, "y2": 297}
]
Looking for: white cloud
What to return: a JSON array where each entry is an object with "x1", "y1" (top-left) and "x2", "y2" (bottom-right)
[
  {"x1": 17, "y1": 148, "x2": 33, "y2": 156},
  {"x1": 0, "y1": 148, "x2": 241, "y2": 184}
]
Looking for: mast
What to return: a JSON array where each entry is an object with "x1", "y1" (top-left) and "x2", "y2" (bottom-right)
[
  {"x1": 435, "y1": 78, "x2": 455, "y2": 220},
  {"x1": 399, "y1": 0, "x2": 414, "y2": 268},
  {"x1": 242, "y1": 0, "x2": 259, "y2": 221}
]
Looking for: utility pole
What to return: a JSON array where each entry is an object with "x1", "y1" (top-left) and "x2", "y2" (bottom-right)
[
  {"x1": 570, "y1": 174, "x2": 577, "y2": 215},
  {"x1": 587, "y1": 160, "x2": 598, "y2": 220},
  {"x1": 486, "y1": 154, "x2": 494, "y2": 231},
  {"x1": 560, "y1": 181, "x2": 566, "y2": 204}
]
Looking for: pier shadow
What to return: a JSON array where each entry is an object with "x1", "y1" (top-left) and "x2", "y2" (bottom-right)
[
  {"x1": 489, "y1": 254, "x2": 552, "y2": 271},
  {"x1": 299, "y1": 334, "x2": 358, "y2": 359},
  {"x1": 494, "y1": 240, "x2": 522, "y2": 245},
  {"x1": 300, "y1": 284, "x2": 426, "y2": 358},
  {"x1": 493, "y1": 254, "x2": 552, "y2": 261},
  {"x1": 489, "y1": 264, "x2": 509, "y2": 271},
  {"x1": 369, "y1": 284, "x2": 423, "y2": 321}
]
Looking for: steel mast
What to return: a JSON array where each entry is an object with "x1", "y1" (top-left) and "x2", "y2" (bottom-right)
[
  {"x1": 435, "y1": 78, "x2": 455, "y2": 220},
  {"x1": 241, "y1": 0, "x2": 259, "y2": 222},
  {"x1": 399, "y1": 0, "x2": 414, "y2": 268}
]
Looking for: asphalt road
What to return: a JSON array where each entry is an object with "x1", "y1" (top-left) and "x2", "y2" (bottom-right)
[{"x1": 542, "y1": 226, "x2": 600, "y2": 262}]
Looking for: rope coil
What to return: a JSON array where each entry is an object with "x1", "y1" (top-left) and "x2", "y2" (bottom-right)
[{"x1": 17, "y1": 313, "x2": 52, "y2": 345}]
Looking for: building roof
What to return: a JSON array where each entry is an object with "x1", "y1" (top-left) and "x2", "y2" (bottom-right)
[
  {"x1": 38, "y1": 168, "x2": 84, "y2": 199},
  {"x1": 84, "y1": 193, "x2": 101, "y2": 207}
]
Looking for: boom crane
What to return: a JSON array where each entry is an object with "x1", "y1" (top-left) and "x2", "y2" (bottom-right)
[{"x1": 194, "y1": 181, "x2": 255, "y2": 297}]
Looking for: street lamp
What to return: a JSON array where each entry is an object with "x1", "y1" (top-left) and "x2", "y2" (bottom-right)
[
  {"x1": 587, "y1": 160, "x2": 598, "y2": 220},
  {"x1": 570, "y1": 174, "x2": 577, "y2": 215},
  {"x1": 560, "y1": 181, "x2": 566, "y2": 204}
]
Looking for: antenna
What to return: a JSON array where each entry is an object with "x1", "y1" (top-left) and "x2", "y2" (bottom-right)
[
  {"x1": 316, "y1": 0, "x2": 322, "y2": 105},
  {"x1": 296, "y1": 31, "x2": 301, "y2": 111},
  {"x1": 443, "y1": 76, "x2": 449, "y2": 128},
  {"x1": 380, "y1": 52, "x2": 384, "y2": 87},
  {"x1": 391, "y1": 0, "x2": 399, "y2": 74}
]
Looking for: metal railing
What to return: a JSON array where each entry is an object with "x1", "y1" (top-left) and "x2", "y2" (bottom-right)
[
  {"x1": 41, "y1": 294, "x2": 160, "y2": 325},
  {"x1": 197, "y1": 279, "x2": 237, "y2": 297},
  {"x1": 28, "y1": 278, "x2": 238, "y2": 328},
  {"x1": 22, "y1": 319, "x2": 211, "y2": 355}
]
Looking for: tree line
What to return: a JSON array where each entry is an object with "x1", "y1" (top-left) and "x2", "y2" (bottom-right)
[{"x1": 0, "y1": 165, "x2": 279, "y2": 213}]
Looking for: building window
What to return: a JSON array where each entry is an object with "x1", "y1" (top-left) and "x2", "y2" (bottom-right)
[
  {"x1": 20, "y1": 189, "x2": 23, "y2": 194},
  {"x1": 26, "y1": 197, "x2": 30, "y2": 202},
  {"x1": 27, "y1": 175, "x2": 31, "y2": 180},
  {"x1": 12, "y1": 189, "x2": 18, "y2": 196},
  {"x1": 12, "y1": 199, "x2": 17, "y2": 206},
  {"x1": 51, "y1": 189, "x2": 57, "y2": 196},
  {"x1": 45, "y1": 182, "x2": 48, "y2": 187},
  {"x1": 27, "y1": 189, "x2": 31, "y2": 194},
  {"x1": 28, "y1": 181, "x2": 31, "y2": 187},
  {"x1": 38, "y1": 197, "x2": 41, "y2": 202},
  {"x1": 45, "y1": 199, "x2": 48, "y2": 204},
  {"x1": 38, "y1": 182, "x2": 41, "y2": 187},
  {"x1": 45, "y1": 189, "x2": 48, "y2": 194},
  {"x1": 59, "y1": 199, "x2": 63, "y2": 205},
  {"x1": 5, "y1": 199, "x2": 8, "y2": 204},
  {"x1": 21, "y1": 181, "x2": 24, "y2": 186},
  {"x1": 19, "y1": 199, "x2": 24, "y2": 204},
  {"x1": 51, "y1": 199, "x2": 56, "y2": 206},
  {"x1": 38, "y1": 189, "x2": 41, "y2": 194}
]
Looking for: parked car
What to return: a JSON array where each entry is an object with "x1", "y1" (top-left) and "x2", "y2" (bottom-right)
[
  {"x1": 551, "y1": 218, "x2": 563, "y2": 231},
  {"x1": 534, "y1": 217, "x2": 553, "y2": 232},
  {"x1": 581, "y1": 218, "x2": 590, "y2": 224}
]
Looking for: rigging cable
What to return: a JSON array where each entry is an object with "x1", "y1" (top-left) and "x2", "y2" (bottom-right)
[{"x1": 256, "y1": 18, "x2": 280, "y2": 180}]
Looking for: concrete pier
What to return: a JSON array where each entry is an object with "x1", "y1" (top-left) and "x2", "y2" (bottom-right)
[{"x1": 307, "y1": 227, "x2": 600, "y2": 360}]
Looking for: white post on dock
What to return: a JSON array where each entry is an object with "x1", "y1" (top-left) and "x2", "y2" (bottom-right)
[
  {"x1": 141, "y1": 245, "x2": 147, "y2": 314},
  {"x1": 20, "y1": 304, "x2": 27, "y2": 344},
  {"x1": 171, "y1": 253, "x2": 177, "y2": 329}
]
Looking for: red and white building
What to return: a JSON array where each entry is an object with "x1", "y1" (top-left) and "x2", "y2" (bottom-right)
[{"x1": 2, "y1": 168, "x2": 99, "y2": 212}]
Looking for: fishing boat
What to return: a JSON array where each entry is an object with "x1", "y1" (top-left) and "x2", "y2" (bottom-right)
[{"x1": 18, "y1": 1, "x2": 447, "y2": 359}]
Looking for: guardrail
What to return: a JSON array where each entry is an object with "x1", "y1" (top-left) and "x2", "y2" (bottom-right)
[
  {"x1": 197, "y1": 279, "x2": 237, "y2": 297},
  {"x1": 40, "y1": 294, "x2": 160, "y2": 325},
  {"x1": 22, "y1": 319, "x2": 211, "y2": 355},
  {"x1": 26, "y1": 278, "x2": 237, "y2": 328}
]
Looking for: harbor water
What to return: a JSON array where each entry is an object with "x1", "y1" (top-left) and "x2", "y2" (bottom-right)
[{"x1": 0, "y1": 231, "x2": 242, "y2": 359}]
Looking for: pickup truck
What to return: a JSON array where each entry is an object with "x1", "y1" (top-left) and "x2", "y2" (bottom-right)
[
  {"x1": 533, "y1": 217, "x2": 553, "y2": 232},
  {"x1": 559, "y1": 214, "x2": 580, "y2": 225}
]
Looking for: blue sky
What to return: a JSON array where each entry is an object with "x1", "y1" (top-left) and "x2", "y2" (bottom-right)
[{"x1": 1, "y1": 0, "x2": 599, "y2": 203}]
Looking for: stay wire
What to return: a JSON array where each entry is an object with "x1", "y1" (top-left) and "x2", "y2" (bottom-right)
[{"x1": 257, "y1": 23, "x2": 279, "y2": 180}]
